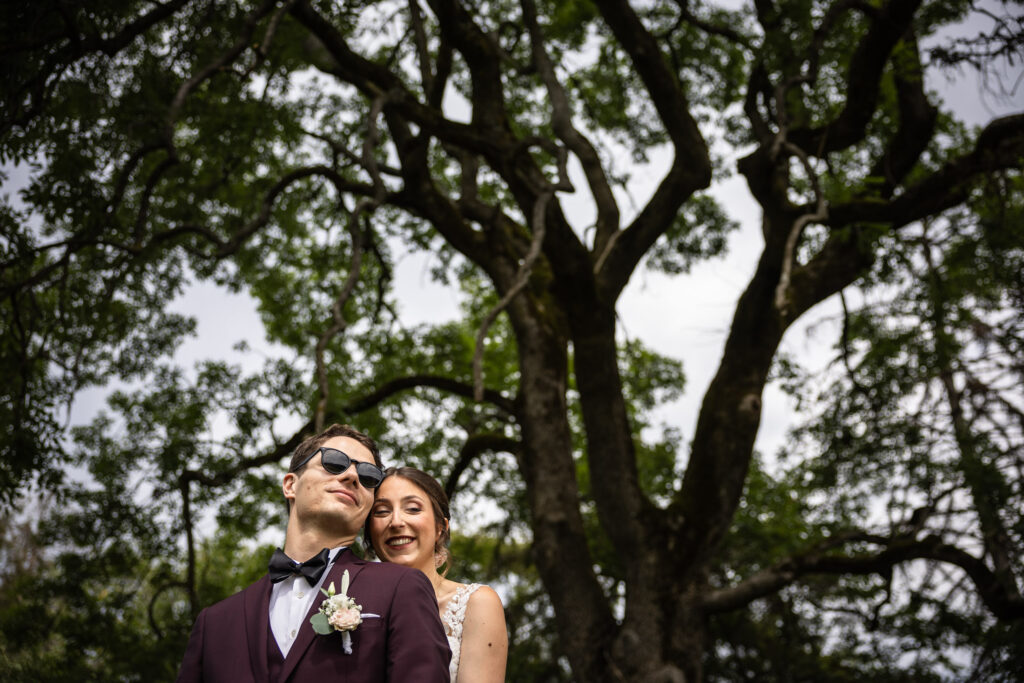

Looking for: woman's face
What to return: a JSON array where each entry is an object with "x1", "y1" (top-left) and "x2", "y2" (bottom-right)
[{"x1": 369, "y1": 476, "x2": 441, "y2": 572}]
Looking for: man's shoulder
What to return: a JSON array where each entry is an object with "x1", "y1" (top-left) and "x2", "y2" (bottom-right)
[
  {"x1": 351, "y1": 560, "x2": 434, "y2": 597},
  {"x1": 357, "y1": 559, "x2": 426, "y2": 581},
  {"x1": 198, "y1": 575, "x2": 268, "y2": 617}
]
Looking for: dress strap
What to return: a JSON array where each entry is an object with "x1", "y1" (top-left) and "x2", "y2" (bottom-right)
[{"x1": 442, "y1": 583, "x2": 482, "y2": 636}]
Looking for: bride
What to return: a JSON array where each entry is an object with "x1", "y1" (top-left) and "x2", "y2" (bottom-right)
[{"x1": 366, "y1": 466, "x2": 508, "y2": 682}]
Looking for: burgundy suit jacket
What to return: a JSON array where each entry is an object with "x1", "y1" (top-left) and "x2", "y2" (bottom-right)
[{"x1": 176, "y1": 549, "x2": 451, "y2": 682}]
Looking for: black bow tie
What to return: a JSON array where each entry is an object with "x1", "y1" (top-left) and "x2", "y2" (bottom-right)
[{"x1": 268, "y1": 547, "x2": 331, "y2": 586}]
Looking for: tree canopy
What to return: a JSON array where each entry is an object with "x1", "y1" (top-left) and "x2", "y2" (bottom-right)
[{"x1": 2, "y1": 0, "x2": 1023, "y2": 680}]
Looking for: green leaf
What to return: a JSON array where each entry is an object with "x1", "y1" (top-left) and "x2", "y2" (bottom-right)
[{"x1": 310, "y1": 612, "x2": 332, "y2": 636}]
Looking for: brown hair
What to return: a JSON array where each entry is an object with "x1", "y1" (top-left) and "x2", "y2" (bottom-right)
[
  {"x1": 285, "y1": 424, "x2": 382, "y2": 513},
  {"x1": 289, "y1": 423, "x2": 382, "y2": 472},
  {"x1": 365, "y1": 466, "x2": 453, "y2": 575}
]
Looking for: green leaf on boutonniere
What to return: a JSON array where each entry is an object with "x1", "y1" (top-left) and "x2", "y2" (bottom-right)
[{"x1": 310, "y1": 612, "x2": 332, "y2": 635}]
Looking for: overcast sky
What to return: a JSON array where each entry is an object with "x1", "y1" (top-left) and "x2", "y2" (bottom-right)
[{"x1": 64, "y1": 2, "x2": 1022, "y2": 471}]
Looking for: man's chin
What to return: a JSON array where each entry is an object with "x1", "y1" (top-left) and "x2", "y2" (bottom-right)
[{"x1": 307, "y1": 505, "x2": 368, "y2": 536}]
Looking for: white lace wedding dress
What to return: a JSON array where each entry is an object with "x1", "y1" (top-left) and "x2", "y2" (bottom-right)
[{"x1": 442, "y1": 583, "x2": 483, "y2": 682}]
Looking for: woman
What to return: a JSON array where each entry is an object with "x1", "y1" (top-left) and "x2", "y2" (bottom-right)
[{"x1": 366, "y1": 467, "x2": 508, "y2": 682}]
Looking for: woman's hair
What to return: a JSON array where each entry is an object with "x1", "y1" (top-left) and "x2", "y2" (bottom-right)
[{"x1": 365, "y1": 466, "x2": 453, "y2": 576}]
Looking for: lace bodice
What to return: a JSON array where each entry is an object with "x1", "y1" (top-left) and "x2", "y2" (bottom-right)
[{"x1": 442, "y1": 583, "x2": 482, "y2": 682}]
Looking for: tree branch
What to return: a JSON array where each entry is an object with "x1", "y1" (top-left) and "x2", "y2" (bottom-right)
[
  {"x1": 342, "y1": 374, "x2": 516, "y2": 417},
  {"x1": 789, "y1": 0, "x2": 923, "y2": 154},
  {"x1": 773, "y1": 140, "x2": 828, "y2": 316},
  {"x1": 472, "y1": 136, "x2": 573, "y2": 402},
  {"x1": 520, "y1": 0, "x2": 619, "y2": 248},
  {"x1": 868, "y1": 31, "x2": 937, "y2": 197},
  {"x1": 588, "y1": 0, "x2": 712, "y2": 297},
  {"x1": 0, "y1": 0, "x2": 192, "y2": 134},
  {"x1": 314, "y1": 91, "x2": 394, "y2": 431},
  {"x1": 444, "y1": 432, "x2": 521, "y2": 501},
  {"x1": 165, "y1": 0, "x2": 279, "y2": 142},
  {"x1": 827, "y1": 114, "x2": 1024, "y2": 228},
  {"x1": 703, "y1": 533, "x2": 1024, "y2": 621},
  {"x1": 667, "y1": 0, "x2": 750, "y2": 46},
  {"x1": 180, "y1": 420, "x2": 317, "y2": 490}
]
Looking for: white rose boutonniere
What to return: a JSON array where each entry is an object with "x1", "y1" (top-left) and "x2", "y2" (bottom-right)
[{"x1": 310, "y1": 569, "x2": 362, "y2": 654}]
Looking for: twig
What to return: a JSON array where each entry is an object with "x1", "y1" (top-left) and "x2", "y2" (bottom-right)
[
  {"x1": 772, "y1": 136, "x2": 828, "y2": 315},
  {"x1": 313, "y1": 92, "x2": 394, "y2": 430},
  {"x1": 471, "y1": 136, "x2": 573, "y2": 402},
  {"x1": 472, "y1": 190, "x2": 549, "y2": 402}
]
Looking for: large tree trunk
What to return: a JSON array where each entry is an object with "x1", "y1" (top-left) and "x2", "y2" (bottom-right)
[{"x1": 507, "y1": 292, "x2": 619, "y2": 680}]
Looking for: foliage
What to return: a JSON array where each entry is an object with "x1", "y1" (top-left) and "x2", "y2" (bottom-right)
[{"x1": 1, "y1": 0, "x2": 1023, "y2": 681}]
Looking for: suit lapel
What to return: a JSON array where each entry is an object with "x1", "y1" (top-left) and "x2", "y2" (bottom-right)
[
  {"x1": 278, "y1": 548, "x2": 367, "y2": 683},
  {"x1": 243, "y1": 575, "x2": 273, "y2": 682}
]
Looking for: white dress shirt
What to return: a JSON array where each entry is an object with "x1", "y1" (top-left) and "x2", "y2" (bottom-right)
[{"x1": 268, "y1": 547, "x2": 345, "y2": 657}]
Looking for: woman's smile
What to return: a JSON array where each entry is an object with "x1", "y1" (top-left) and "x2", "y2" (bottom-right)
[{"x1": 369, "y1": 477, "x2": 442, "y2": 571}]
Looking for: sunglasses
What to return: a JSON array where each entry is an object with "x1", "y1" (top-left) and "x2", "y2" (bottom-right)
[{"x1": 290, "y1": 447, "x2": 385, "y2": 489}]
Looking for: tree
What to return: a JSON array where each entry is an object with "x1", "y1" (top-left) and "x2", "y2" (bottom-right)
[{"x1": 2, "y1": 0, "x2": 1023, "y2": 680}]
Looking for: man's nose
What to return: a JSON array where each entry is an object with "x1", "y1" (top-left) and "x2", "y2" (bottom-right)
[{"x1": 335, "y1": 463, "x2": 359, "y2": 485}]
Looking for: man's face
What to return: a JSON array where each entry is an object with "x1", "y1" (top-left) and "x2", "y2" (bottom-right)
[{"x1": 282, "y1": 435, "x2": 376, "y2": 534}]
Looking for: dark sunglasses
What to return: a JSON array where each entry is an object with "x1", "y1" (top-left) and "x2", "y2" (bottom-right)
[{"x1": 290, "y1": 447, "x2": 384, "y2": 489}]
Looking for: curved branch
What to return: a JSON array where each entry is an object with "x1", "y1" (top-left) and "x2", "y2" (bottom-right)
[
  {"x1": 667, "y1": 0, "x2": 750, "y2": 46},
  {"x1": 827, "y1": 114, "x2": 1024, "y2": 228},
  {"x1": 521, "y1": 0, "x2": 619, "y2": 246},
  {"x1": 303, "y1": 129, "x2": 403, "y2": 178},
  {"x1": 407, "y1": 0, "x2": 436, "y2": 96},
  {"x1": 179, "y1": 420, "x2": 314, "y2": 488},
  {"x1": 0, "y1": 0, "x2": 192, "y2": 134},
  {"x1": 148, "y1": 580, "x2": 191, "y2": 638},
  {"x1": 743, "y1": 62, "x2": 775, "y2": 144},
  {"x1": 165, "y1": 0, "x2": 280, "y2": 142},
  {"x1": 444, "y1": 432, "x2": 521, "y2": 500},
  {"x1": 343, "y1": 374, "x2": 516, "y2": 416},
  {"x1": 773, "y1": 140, "x2": 829, "y2": 316},
  {"x1": 869, "y1": 31, "x2": 937, "y2": 197},
  {"x1": 804, "y1": 0, "x2": 877, "y2": 86},
  {"x1": 590, "y1": 0, "x2": 706, "y2": 151},
  {"x1": 314, "y1": 92, "x2": 394, "y2": 431},
  {"x1": 789, "y1": 0, "x2": 923, "y2": 154},
  {"x1": 704, "y1": 532, "x2": 1024, "y2": 626},
  {"x1": 139, "y1": 165, "x2": 364, "y2": 261},
  {"x1": 424, "y1": 0, "x2": 510, "y2": 129},
  {"x1": 257, "y1": 0, "x2": 298, "y2": 59},
  {"x1": 471, "y1": 136, "x2": 573, "y2": 402},
  {"x1": 132, "y1": 155, "x2": 179, "y2": 243},
  {"x1": 588, "y1": 0, "x2": 712, "y2": 297},
  {"x1": 702, "y1": 533, "x2": 1024, "y2": 620},
  {"x1": 292, "y1": 0, "x2": 505, "y2": 159}
]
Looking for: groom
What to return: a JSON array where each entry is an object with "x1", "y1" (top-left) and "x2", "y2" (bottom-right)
[{"x1": 176, "y1": 424, "x2": 451, "y2": 682}]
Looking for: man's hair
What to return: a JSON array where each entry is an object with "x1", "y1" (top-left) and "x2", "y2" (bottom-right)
[
  {"x1": 289, "y1": 423, "x2": 382, "y2": 472},
  {"x1": 364, "y1": 466, "x2": 454, "y2": 576},
  {"x1": 284, "y1": 424, "x2": 382, "y2": 514}
]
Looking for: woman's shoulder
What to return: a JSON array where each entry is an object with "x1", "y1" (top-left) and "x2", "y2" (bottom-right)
[{"x1": 464, "y1": 583, "x2": 504, "y2": 618}]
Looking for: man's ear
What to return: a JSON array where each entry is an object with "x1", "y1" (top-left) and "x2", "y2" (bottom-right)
[{"x1": 282, "y1": 472, "x2": 298, "y2": 504}]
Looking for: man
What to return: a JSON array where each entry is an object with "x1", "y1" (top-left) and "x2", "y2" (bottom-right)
[{"x1": 177, "y1": 424, "x2": 451, "y2": 682}]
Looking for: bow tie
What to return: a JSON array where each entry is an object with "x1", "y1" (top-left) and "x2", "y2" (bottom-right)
[{"x1": 268, "y1": 547, "x2": 331, "y2": 586}]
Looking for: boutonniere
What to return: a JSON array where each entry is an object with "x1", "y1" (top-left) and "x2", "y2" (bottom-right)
[{"x1": 310, "y1": 569, "x2": 362, "y2": 654}]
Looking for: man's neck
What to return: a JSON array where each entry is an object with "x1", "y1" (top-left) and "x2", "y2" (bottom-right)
[{"x1": 283, "y1": 521, "x2": 357, "y2": 562}]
